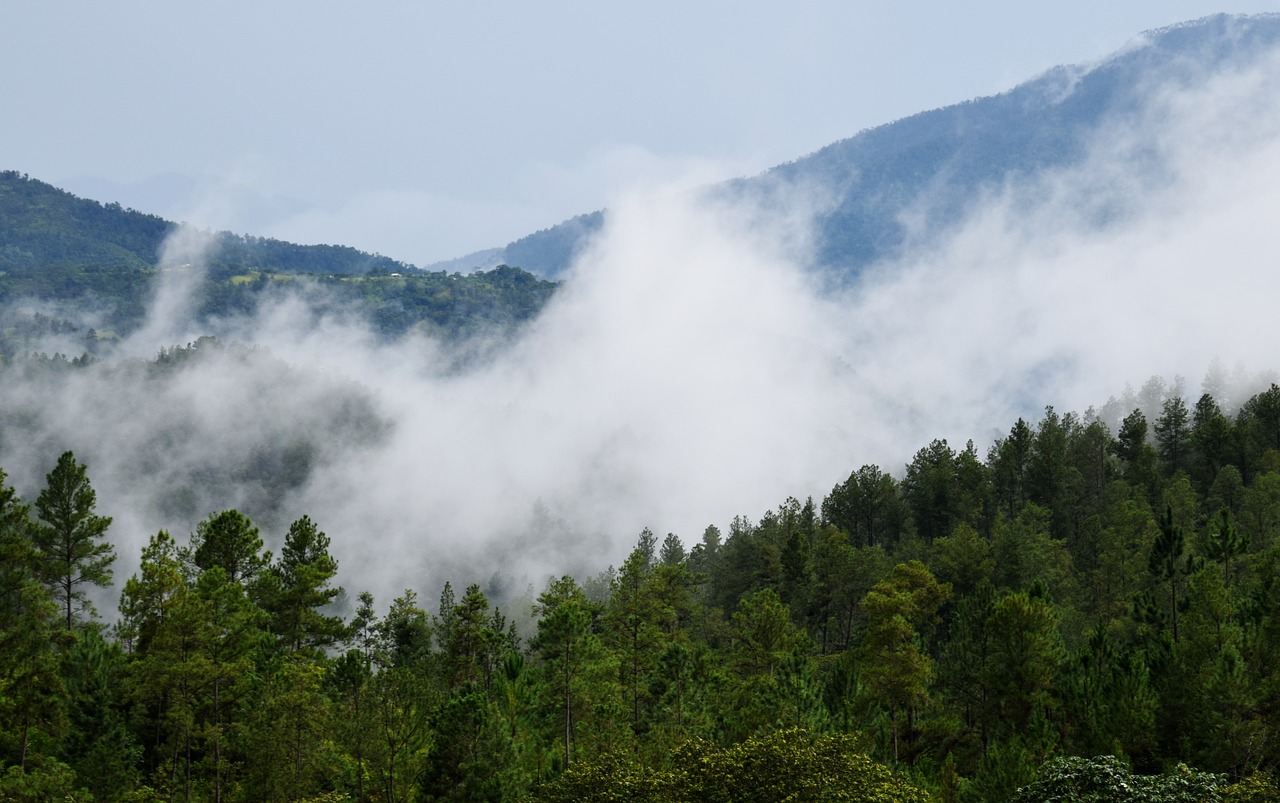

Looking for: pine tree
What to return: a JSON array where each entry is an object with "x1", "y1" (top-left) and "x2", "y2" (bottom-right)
[
  {"x1": 1148, "y1": 506, "x2": 1195, "y2": 643},
  {"x1": 0, "y1": 470, "x2": 72, "y2": 773},
  {"x1": 264, "y1": 515, "x2": 344, "y2": 656},
  {"x1": 32, "y1": 451, "x2": 114, "y2": 631}
]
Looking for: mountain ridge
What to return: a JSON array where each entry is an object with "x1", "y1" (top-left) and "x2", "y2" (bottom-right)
[{"x1": 429, "y1": 12, "x2": 1280, "y2": 278}]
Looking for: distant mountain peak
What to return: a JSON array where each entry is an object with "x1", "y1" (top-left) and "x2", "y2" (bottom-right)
[{"x1": 435, "y1": 12, "x2": 1280, "y2": 280}]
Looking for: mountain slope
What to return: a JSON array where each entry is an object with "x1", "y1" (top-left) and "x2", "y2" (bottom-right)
[
  {"x1": 439, "y1": 12, "x2": 1280, "y2": 278},
  {"x1": 0, "y1": 171, "x2": 558, "y2": 348},
  {"x1": 0, "y1": 170, "x2": 413, "y2": 278}
]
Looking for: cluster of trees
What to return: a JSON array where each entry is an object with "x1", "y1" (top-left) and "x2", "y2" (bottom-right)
[
  {"x1": 199, "y1": 265, "x2": 558, "y2": 341},
  {"x1": 9, "y1": 381, "x2": 1280, "y2": 800}
]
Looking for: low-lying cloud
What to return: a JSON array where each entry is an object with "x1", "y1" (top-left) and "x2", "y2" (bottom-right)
[{"x1": 3, "y1": 45, "x2": 1280, "y2": 612}]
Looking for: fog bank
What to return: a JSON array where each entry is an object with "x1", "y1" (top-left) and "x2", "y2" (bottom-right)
[{"x1": 3, "y1": 48, "x2": 1280, "y2": 608}]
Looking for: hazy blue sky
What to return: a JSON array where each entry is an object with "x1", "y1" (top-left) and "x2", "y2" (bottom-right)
[{"x1": 4, "y1": 1, "x2": 1278, "y2": 266}]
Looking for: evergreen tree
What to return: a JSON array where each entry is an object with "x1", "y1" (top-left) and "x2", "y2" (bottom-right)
[
  {"x1": 264, "y1": 514, "x2": 344, "y2": 656},
  {"x1": 532, "y1": 576, "x2": 605, "y2": 769},
  {"x1": 858, "y1": 561, "x2": 951, "y2": 761},
  {"x1": 188, "y1": 509, "x2": 268, "y2": 588},
  {"x1": 1202, "y1": 508, "x2": 1248, "y2": 589},
  {"x1": 990, "y1": 418, "x2": 1035, "y2": 518},
  {"x1": 0, "y1": 470, "x2": 72, "y2": 776},
  {"x1": 1155, "y1": 395, "x2": 1192, "y2": 476},
  {"x1": 32, "y1": 451, "x2": 114, "y2": 631},
  {"x1": 1191, "y1": 393, "x2": 1233, "y2": 489},
  {"x1": 602, "y1": 546, "x2": 666, "y2": 738},
  {"x1": 822, "y1": 464, "x2": 905, "y2": 548},
  {"x1": 1148, "y1": 506, "x2": 1194, "y2": 644},
  {"x1": 903, "y1": 439, "x2": 960, "y2": 541},
  {"x1": 984, "y1": 586, "x2": 1063, "y2": 735},
  {"x1": 658, "y1": 533, "x2": 686, "y2": 566}
]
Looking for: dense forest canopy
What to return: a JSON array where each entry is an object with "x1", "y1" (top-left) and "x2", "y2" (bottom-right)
[{"x1": 6, "y1": 369, "x2": 1280, "y2": 800}]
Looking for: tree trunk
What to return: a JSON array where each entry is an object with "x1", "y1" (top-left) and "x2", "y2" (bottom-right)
[{"x1": 564, "y1": 642, "x2": 572, "y2": 768}]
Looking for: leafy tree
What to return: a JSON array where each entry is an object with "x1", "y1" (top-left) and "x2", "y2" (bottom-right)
[
  {"x1": 939, "y1": 581, "x2": 999, "y2": 752},
  {"x1": 244, "y1": 656, "x2": 336, "y2": 802},
  {"x1": 59, "y1": 627, "x2": 143, "y2": 801},
  {"x1": 810, "y1": 531, "x2": 888, "y2": 653},
  {"x1": 418, "y1": 686, "x2": 519, "y2": 802},
  {"x1": 722, "y1": 587, "x2": 801, "y2": 739},
  {"x1": 1113, "y1": 409, "x2": 1161, "y2": 502},
  {"x1": 1241, "y1": 471, "x2": 1280, "y2": 553},
  {"x1": 1060, "y1": 625, "x2": 1157, "y2": 764},
  {"x1": 538, "y1": 729, "x2": 931, "y2": 802},
  {"x1": 32, "y1": 451, "x2": 114, "y2": 630},
  {"x1": 438, "y1": 582, "x2": 503, "y2": 690},
  {"x1": 991, "y1": 503, "x2": 1074, "y2": 598},
  {"x1": 1027, "y1": 407, "x2": 1073, "y2": 538},
  {"x1": 368, "y1": 590, "x2": 434, "y2": 803},
  {"x1": 1209, "y1": 465, "x2": 1247, "y2": 518},
  {"x1": 685, "y1": 525, "x2": 721, "y2": 579},
  {"x1": 330, "y1": 592, "x2": 378, "y2": 803},
  {"x1": 1012, "y1": 754, "x2": 1225, "y2": 802},
  {"x1": 119, "y1": 530, "x2": 210, "y2": 797},
  {"x1": 1243, "y1": 384, "x2": 1280, "y2": 455},
  {"x1": 930, "y1": 523, "x2": 995, "y2": 597},
  {"x1": 191, "y1": 564, "x2": 268, "y2": 802}
]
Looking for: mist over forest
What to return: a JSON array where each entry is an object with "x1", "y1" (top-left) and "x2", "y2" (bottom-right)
[
  {"x1": 5, "y1": 13, "x2": 1280, "y2": 802},
  {"x1": 4, "y1": 28, "x2": 1280, "y2": 608}
]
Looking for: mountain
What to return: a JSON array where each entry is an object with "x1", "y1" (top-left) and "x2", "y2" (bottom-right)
[
  {"x1": 0, "y1": 171, "x2": 557, "y2": 349},
  {"x1": 0, "y1": 170, "x2": 415, "y2": 278},
  {"x1": 432, "y1": 12, "x2": 1280, "y2": 279}
]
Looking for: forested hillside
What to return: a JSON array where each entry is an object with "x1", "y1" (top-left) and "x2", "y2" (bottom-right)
[
  {"x1": 5, "y1": 371, "x2": 1280, "y2": 801},
  {"x1": 0, "y1": 171, "x2": 559, "y2": 347}
]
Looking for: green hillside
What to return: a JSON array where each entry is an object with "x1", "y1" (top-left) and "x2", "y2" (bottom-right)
[{"x1": 0, "y1": 171, "x2": 559, "y2": 352}]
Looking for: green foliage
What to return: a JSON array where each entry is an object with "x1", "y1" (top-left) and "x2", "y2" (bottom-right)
[
  {"x1": 1220, "y1": 772, "x2": 1280, "y2": 802},
  {"x1": 0, "y1": 172, "x2": 559, "y2": 348},
  {"x1": 0, "y1": 471, "x2": 71, "y2": 778},
  {"x1": 22, "y1": 362, "x2": 1280, "y2": 797},
  {"x1": 32, "y1": 450, "x2": 115, "y2": 630},
  {"x1": 1012, "y1": 754, "x2": 1226, "y2": 802},
  {"x1": 537, "y1": 729, "x2": 930, "y2": 803},
  {"x1": 263, "y1": 515, "x2": 345, "y2": 657},
  {"x1": 189, "y1": 508, "x2": 268, "y2": 587}
]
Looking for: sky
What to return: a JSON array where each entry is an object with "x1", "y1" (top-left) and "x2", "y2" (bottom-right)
[{"x1": 5, "y1": 1, "x2": 1280, "y2": 267}]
